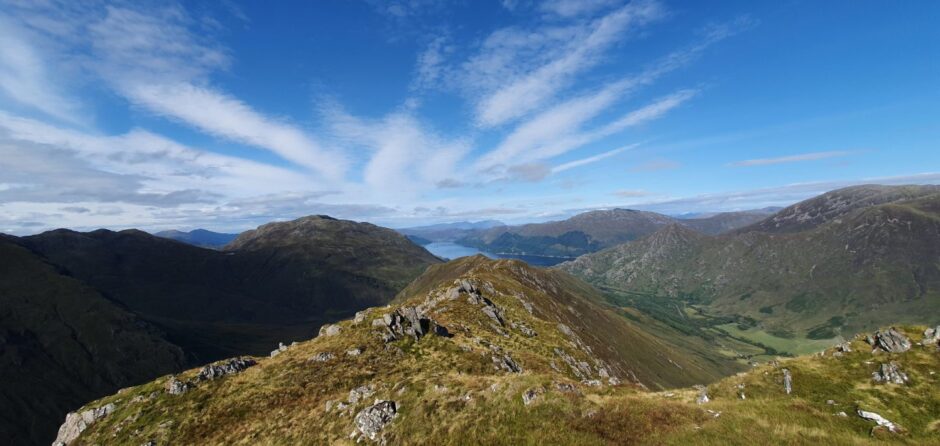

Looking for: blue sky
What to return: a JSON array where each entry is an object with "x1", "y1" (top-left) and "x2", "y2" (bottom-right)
[{"x1": 0, "y1": 0, "x2": 938, "y2": 234}]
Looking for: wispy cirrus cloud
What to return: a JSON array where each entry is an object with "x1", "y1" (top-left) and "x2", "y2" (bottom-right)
[
  {"x1": 552, "y1": 143, "x2": 639, "y2": 173},
  {"x1": 729, "y1": 150, "x2": 853, "y2": 167},
  {"x1": 471, "y1": 0, "x2": 664, "y2": 127}
]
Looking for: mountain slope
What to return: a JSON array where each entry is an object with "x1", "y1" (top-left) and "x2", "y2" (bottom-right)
[
  {"x1": 4, "y1": 215, "x2": 440, "y2": 445},
  {"x1": 561, "y1": 186, "x2": 940, "y2": 349},
  {"x1": 57, "y1": 268, "x2": 940, "y2": 444},
  {"x1": 153, "y1": 229, "x2": 239, "y2": 249},
  {"x1": 0, "y1": 239, "x2": 186, "y2": 446}
]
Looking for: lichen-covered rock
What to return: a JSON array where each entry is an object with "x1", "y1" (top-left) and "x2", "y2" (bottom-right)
[
  {"x1": 872, "y1": 362, "x2": 908, "y2": 384},
  {"x1": 492, "y1": 353, "x2": 522, "y2": 373},
  {"x1": 310, "y1": 352, "x2": 336, "y2": 362},
  {"x1": 348, "y1": 384, "x2": 376, "y2": 404},
  {"x1": 320, "y1": 324, "x2": 341, "y2": 337},
  {"x1": 52, "y1": 403, "x2": 116, "y2": 445},
  {"x1": 857, "y1": 409, "x2": 900, "y2": 433},
  {"x1": 354, "y1": 400, "x2": 397, "y2": 442},
  {"x1": 197, "y1": 357, "x2": 256, "y2": 381},
  {"x1": 165, "y1": 376, "x2": 192, "y2": 395},
  {"x1": 872, "y1": 328, "x2": 911, "y2": 353},
  {"x1": 694, "y1": 385, "x2": 709, "y2": 404}
]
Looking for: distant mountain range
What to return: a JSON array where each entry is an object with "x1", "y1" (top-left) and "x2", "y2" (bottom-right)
[
  {"x1": 397, "y1": 220, "x2": 505, "y2": 244},
  {"x1": 0, "y1": 216, "x2": 439, "y2": 446},
  {"x1": 560, "y1": 184, "x2": 940, "y2": 349},
  {"x1": 456, "y1": 208, "x2": 775, "y2": 257},
  {"x1": 153, "y1": 229, "x2": 239, "y2": 249}
]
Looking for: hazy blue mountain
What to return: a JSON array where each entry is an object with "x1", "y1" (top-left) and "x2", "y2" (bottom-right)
[{"x1": 154, "y1": 229, "x2": 239, "y2": 249}]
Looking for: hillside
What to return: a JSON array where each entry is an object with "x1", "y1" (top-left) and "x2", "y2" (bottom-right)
[
  {"x1": 153, "y1": 229, "x2": 239, "y2": 249},
  {"x1": 0, "y1": 239, "x2": 186, "y2": 446},
  {"x1": 561, "y1": 185, "x2": 940, "y2": 356},
  {"x1": 3, "y1": 216, "x2": 440, "y2": 446},
  {"x1": 458, "y1": 209, "x2": 770, "y2": 258},
  {"x1": 53, "y1": 261, "x2": 940, "y2": 444}
]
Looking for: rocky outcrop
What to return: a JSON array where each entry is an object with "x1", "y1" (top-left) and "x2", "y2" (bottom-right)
[
  {"x1": 165, "y1": 376, "x2": 192, "y2": 395},
  {"x1": 197, "y1": 357, "x2": 257, "y2": 381},
  {"x1": 374, "y1": 306, "x2": 450, "y2": 343},
  {"x1": 165, "y1": 358, "x2": 256, "y2": 397},
  {"x1": 354, "y1": 400, "x2": 398, "y2": 442},
  {"x1": 872, "y1": 362, "x2": 908, "y2": 384},
  {"x1": 52, "y1": 403, "x2": 116, "y2": 446},
  {"x1": 309, "y1": 352, "x2": 335, "y2": 362},
  {"x1": 871, "y1": 328, "x2": 912, "y2": 353}
]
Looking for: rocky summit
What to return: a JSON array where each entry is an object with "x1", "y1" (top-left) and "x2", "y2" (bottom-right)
[{"x1": 50, "y1": 255, "x2": 940, "y2": 445}]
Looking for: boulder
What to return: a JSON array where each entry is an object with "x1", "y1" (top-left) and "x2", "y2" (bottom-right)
[
  {"x1": 782, "y1": 369, "x2": 793, "y2": 395},
  {"x1": 857, "y1": 409, "x2": 900, "y2": 433},
  {"x1": 346, "y1": 348, "x2": 363, "y2": 357},
  {"x1": 872, "y1": 328, "x2": 911, "y2": 353},
  {"x1": 923, "y1": 326, "x2": 940, "y2": 345},
  {"x1": 354, "y1": 400, "x2": 398, "y2": 442},
  {"x1": 320, "y1": 324, "x2": 341, "y2": 337},
  {"x1": 872, "y1": 362, "x2": 908, "y2": 384}
]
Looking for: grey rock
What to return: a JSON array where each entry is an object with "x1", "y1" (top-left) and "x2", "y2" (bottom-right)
[
  {"x1": 693, "y1": 385, "x2": 709, "y2": 404},
  {"x1": 354, "y1": 311, "x2": 368, "y2": 324},
  {"x1": 354, "y1": 400, "x2": 398, "y2": 442},
  {"x1": 872, "y1": 361, "x2": 908, "y2": 384},
  {"x1": 310, "y1": 352, "x2": 335, "y2": 362},
  {"x1": 783, "y1": 368, "x2": 793, "y2": 395},
  {"x1": 857, "y1": 409, "x2": 899, "y2": 433},
  {"x1": 165, "y1": 376, "x2": 192, "y2": 395},
  {"x1": 346, "y1": 348, "x2": 363, "y2": 357},
  {"x1": 320, "y1": 324, "x2": 341, "y2": 337},
  {"x1": 836, "y1": 342, "x2": 852, "y2": 353},
  {"x1": 872, "y1": 328, "x2": 911, "y2": 353},
  {"x1": 923, "y1": 326, "x2": 940, "y2": 344},
  {"x1": 197, "y1": 357, "x2": 256, "y2": 381},
  {"x1": 52, "y1": 403, "x2": 116, "y2": 446},
  {"x1": 581, "y1": 379, "x2": 602, "y2": 387},
  {"x1": 522, "y1": 388, "x2": 542, "y2": 406},
  {"x1": 481, "y1": 306, "x2": 504, "y2": 327},
  {"x1": 492, "y1": 354, "x2": 522, "y2": 373},
  {"x1": 348, "y1": 384, "x2": 376, "y2": 404}
]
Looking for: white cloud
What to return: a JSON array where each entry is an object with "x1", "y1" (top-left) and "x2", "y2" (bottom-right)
[
  {"x1": 552, "y1": 143, "x2": 638, "y2": 173},
  {"x1": 540, "y1": 0, "x2": 620, "y2": 18},
  {"x1": 126, "y1": 83, "x2": 346, "y2": 179},
  {"x1": 0, "y1": 17, "x2": 84, "y2": 124},
  {"x1": 730, "y1": 150, "x2": 853, "y2": 167},
  {"x1": 473, "y1": 1, "x2": 664, "y2": 127}
]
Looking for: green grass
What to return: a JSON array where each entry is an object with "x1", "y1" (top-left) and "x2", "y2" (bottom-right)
[{"x1": 716, "y1": 323, "x2": 841, "y2": 356}]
